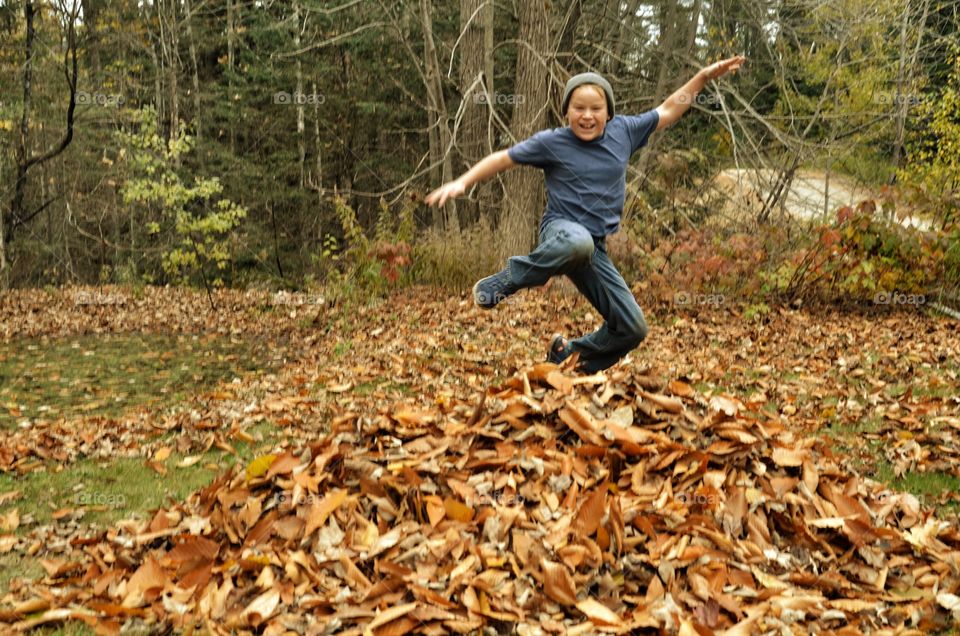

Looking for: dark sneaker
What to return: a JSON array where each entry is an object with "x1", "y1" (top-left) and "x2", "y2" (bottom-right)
[
  {"x1": 472, "y1": 268, "x2": 519, "y2": 309},
  {"x1": 547, "y1": 333, "x2": 574, "y2": 364}
]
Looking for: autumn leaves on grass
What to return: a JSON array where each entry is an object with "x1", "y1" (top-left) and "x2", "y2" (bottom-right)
[{"x1": 3, "y1": 357, "x2": 960, "y2": 633}]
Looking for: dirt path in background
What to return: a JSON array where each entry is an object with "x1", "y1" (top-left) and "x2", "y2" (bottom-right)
[{"x1": 707, "y1": 168, "x2": 932, "y2": 230}]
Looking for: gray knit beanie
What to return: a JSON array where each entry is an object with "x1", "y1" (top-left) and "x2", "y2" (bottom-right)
[{"x1": 561, "y1": 72, "x2": 615, "y2": 118}]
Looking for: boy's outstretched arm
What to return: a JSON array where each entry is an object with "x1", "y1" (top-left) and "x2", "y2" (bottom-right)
[
  {"x1": 425, "y1": 150, "x2": 517, "y2": 207},
  {"x1": 655, "y1": 55, "x2": 746, "y2": 132}
]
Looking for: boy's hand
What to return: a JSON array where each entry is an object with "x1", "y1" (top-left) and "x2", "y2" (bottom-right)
[
  {"x1": 702, "y1": 55, "x2": 746, "y2": 81},
  {"x1": 425, "y1": 180, "x2": 466, "y2": 207}
]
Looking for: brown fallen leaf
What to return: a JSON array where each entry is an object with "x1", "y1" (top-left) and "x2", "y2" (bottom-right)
[
  {"x1": 4, "y1": 598, "x2": 50, "y2": 620},
  {"x1": 0, "y1": 508, "x2": 19, "y2": 532},
  {"x1": 424, "y1": 495, "x2": 445, "y2": 527},
  {"x1": 265, "y1": 451, "x2": 300, "y2": 478},
  {"x1": 771, "y1": 446, "x2": 807, "y2": 467},
  {"x1": 576, "y1": 598, "x2": 623, "y2": 627},
  {"x1": 40, "y1": 559, "x2": 78, "y2": 578},
  {"x1": 122, "y1": 557, "x2": 168, "y2": 608},
  {"x1": 364, "y1": 601, "x2": 418, "y2": 634},
  {"x1": 541, "y1": 560, "x2": 578, "y2": 606},
  {"x1": 166, "y1": 535, "x2": 220, "y2": 566},
  {"x1": 546, "y1": 370, "x2": 574, "y2": 394},
  {"x1": 242, "y1": 588, "x2": 280, "y2": 626},
  {"x1": 558, "y1": 404, "x2": 606, "y2": 445},
  {"x1": 3, "y1": 293, "x2": 958, "y2": 634},
  {"x1": 443, "y1": 497, "x2": 475, "y2": 523},
  {"x1": 304, "y1": 490, "x2": 348, "y2": 536},
  {"x1": 393, "y1": 408, "x2": 435, "y2": 427},
  {"x1": 177, "y1": 455, "x2": 203, "y2": 468},
  {"x1": 573, "y1": 487, "x2": 606, "y2": 539},
  {"x1": 372, "y1": 616, "x2": 420, "y2": 636},
  {"x1": 668, "y1": 380, "x2": 695, "y2": 398},
  {"x1": 0, "y1": 534, "x2": 17, "y2": 553},
  {"x1": 709, "y1": 395, "x2": 741, "y2": 418},
  {"x1": 639, "y1": 390, "x2": 685, "y2": 414}
]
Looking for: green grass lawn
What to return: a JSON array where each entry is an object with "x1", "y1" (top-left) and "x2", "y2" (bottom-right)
[
  {"x1": 0, "y1": 331, "x2": 285, "y2": 610},
  {"x1": 0, "y1": 332, "x2": 263, "y2": 429},
  {"x1": 0, "y1": 420, "x2": 281, "y2": 596},
  {"x1": 823, "y1": 416, "x2": 960, "y2": 516}
]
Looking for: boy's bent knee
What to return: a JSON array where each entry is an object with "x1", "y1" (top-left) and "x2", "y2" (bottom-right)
[
  {"x1": 623, "y1": 313, "x2": 648, "y2": 347},
  {"x1": 561, "y1": 227, "x2": 594, "y2": 265},
  {"x1": 570, "y1": 235, "x2": 594, "y2": 264},
  {"x1": 542, "y1": 220, "x2": 595, "y2": 267}
]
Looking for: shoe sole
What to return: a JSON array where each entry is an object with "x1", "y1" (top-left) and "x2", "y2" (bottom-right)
[
  {"x1": 548, "y1": 333, "x2": 567, "y2": 363},
  {"x1": 472, "y1": 279, "x2": 494, "y2": 309}
]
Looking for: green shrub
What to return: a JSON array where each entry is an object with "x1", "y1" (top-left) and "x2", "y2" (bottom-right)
[
  {"x1": 768, "y1": 200, "x2": 947, "y2": 300},
  {"x1": 898, "y1": 49, "x2": 960, "y2": 229},
  {"x1": 117, "y1": 107, "x2": 247, "y2": 289},
  {"x1": 636, "y1": 194, "x2": 957, "y2": 306},
  {"x1": 317, "y1": 196, "x2": 413, "y2": 298}
]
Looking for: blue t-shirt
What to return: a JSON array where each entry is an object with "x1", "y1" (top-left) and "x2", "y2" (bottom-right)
[{"x1": 507, "y1": 110, "x2": 659, "y2": 238}]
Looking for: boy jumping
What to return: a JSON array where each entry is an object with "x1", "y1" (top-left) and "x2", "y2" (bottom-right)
[{"x1": 426, "y1": 57, "x2": 745, "y2": 372}]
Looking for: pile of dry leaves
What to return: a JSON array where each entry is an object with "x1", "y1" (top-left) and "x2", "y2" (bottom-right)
[
  {"x1": 0, "y1": 285, "x2": 323, "y2": 341},
  {"x1": 2, "y1": 356, "x2": 958, "y2": 634}
]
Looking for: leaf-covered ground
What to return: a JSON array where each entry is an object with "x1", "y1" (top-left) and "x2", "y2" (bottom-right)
[{"x1": 0, "y1": 284, "x2": 958, "y2": 634}]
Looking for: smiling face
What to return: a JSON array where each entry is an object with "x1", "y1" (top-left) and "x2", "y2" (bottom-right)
[{"x1": 566, "y1": 84, "x2": 610, "y2": 142}]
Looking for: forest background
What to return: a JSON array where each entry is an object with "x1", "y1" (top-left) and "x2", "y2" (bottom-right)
[{"x1": 1, "y1": 0, "x2": 959, "y2": 306}]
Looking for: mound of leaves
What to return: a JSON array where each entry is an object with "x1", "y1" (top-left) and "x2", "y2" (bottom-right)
[{"x1": 2, "y1": 360, "x2": 959, "y2": 634}]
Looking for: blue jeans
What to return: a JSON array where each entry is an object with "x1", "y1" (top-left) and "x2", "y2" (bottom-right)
[{"x1": 506, "y1": 219, "x2": 648, "y2": 372}]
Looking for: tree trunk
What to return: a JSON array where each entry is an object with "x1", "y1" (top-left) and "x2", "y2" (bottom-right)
[
  {"x1": 312, "y1": 79, "x2": 324, "y2": 234},
  {"x1": 458, "y1": 0, "x2": 491, "y2": 226},
  {"x1": 313, "y1": 81, "x2": 323, "y2": 194},
  {"x1": 636, "y1": 0, "x2": 681, "y2": 175},
  {"x1": 609, "y1": 0, "x2": 641, "y2": 76},
  {"x1": 146, "y1": 1, "x2": 164, "y2": 129},
  {"x1": 500, "y1": 0, "x2": 551, "y2": 259},
  {"x1": 184, "y1": 0, "x2": 202, "y2": 142},
  {"x1": 294, "y1": 1, "x2": 306, "y2": 188},
  {"x1": 11, "y1": 0, "x2": 37, "y2": 249},
  {"x1": 653, "y1": 0, "x2": 681, "y2": 102},
  {"x1": 338, "y1": 46, "x2": 354, "y2": 200},
  {"x1": 556, "y1": 0, "x2": 581, "y2": 74},
  {"x1": 10, "y1": 4, "x2": 76, "y2": 236},
  {"x1": 5, "y1": 0, "x2": 78, "y2": 288},
  {"x1": 685, "y1": 0, "x2": 702, "y2": 53},
  {"x1": 554, "y1": 0, "x2": 583, "y2": 121},
  {"x1": 227, "y1": 0, "x2": 236, "y2": 153},
  {"x1": 158, "y1": 0, "x2": 180, "y2": 142},
  {"x1": 0, "y1": 194, "x2": 7, "y2": 290},
  {"x1": 890, "y1": 0, "x2": 930, "y2": 181},
  {"x1": 81, "y1": 0, "x2": 103, "y2": 76},
  {"x1": 419, "y1": 0, "x2": 458, "y2": 232},
  {"x1": 479, "y1": 0, "x2": 494, "y2": 226},
  {"x1": 170, "y1": 0, "x2": 180, "y2": 142}
]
